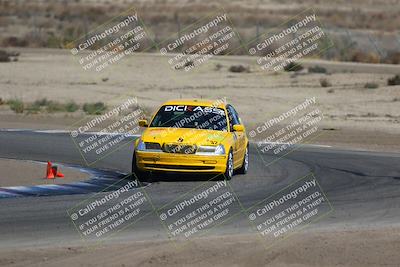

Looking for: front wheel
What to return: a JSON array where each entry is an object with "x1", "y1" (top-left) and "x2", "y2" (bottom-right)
[
  {"x1": 237, "y1": 145, "x2": 249, "y2": 174},
  {"x1": 224, "y1": 149, "x2": 234, "y2": 180}
]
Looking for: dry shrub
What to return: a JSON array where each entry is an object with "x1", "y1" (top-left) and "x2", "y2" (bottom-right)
[
  {"x1": 0, "y1": 50, "x2": 10, "y2": 62},
  {"x1": 320, "y1": 78, "x2": 332, "y2": 87},
  {"x1": 229, "y1": 65, "x2": 250, "y2": 73},
  {"x1": 2, "y1": 36, "x2": 28, "y2": 47},
  {"x1": 284, "y1": 62, "x2": 303, "y2": 72},
  {"x1": 308, "y1": 65, "x2": 327, "y2": 73},
  {"x1": 364, "y1": 82, "x2": 379, "y2": 89},
  {"x1": 387, "y1": 75, "x2": 400, "y2": 86},
  {"x1": 7, "y1": 99, "x2": 24, "y2": 113},
  {"x1": 350, "y1": 51, "x2": 380, "y2": 64},
  {"x1": 384, "y1": 52, "x2": 400, "y2": 64},
  {"x1": 0, "y1": 50, "x2": 19, "y2": 62}
]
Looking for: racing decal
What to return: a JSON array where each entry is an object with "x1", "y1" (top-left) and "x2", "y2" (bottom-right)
[
  {"x1": 164, "y1": 105, "x2": 225, "y2": 115},
  {"x1": 208, "y1": 140, "x2": 218, "y2": 145}
]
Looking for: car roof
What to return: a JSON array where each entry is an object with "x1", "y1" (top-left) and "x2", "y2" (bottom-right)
[{"x1": 161, "y1": 99, "x2": 227, "y2": 109}]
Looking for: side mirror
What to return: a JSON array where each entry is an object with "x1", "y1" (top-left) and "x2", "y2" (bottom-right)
[
  {"x1": 233, "y1": 124, "x2": 244, "y2": 132},
  {"x1": 139, "y1": 119, "x2": 148, "y2": 127}
]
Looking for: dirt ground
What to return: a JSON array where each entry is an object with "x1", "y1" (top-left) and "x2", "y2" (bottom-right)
[
  {"x1": 0, "y1": 227, "x2": 399, "y2": 267},
  {"x1": 0, "y1": 49, "x2": 399, "y2": 266},
  {"x1": 0, "y1": 48, "x2": 399, "y2": 152},
  {"x1": 0, "y1": 158, "x2": 89, "y2": 187}
]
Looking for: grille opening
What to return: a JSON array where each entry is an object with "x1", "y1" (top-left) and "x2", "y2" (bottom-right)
[
  {"x1": 145, "y1": 142, "x2": 162, "y2": 150},
  {"x1": 163, "y1": 144, "x2": 197, "y2": 154}
]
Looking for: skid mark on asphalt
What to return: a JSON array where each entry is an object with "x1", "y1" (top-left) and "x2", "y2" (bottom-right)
[
  {"x1": 0, "y1": 164, "x2": 140, "y2": 198},
  {"x1": 328, "y1": 167, "x2": 400, "y2": 180}
]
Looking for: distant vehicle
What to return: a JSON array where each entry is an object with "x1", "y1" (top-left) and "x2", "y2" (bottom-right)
[{"x1": 132, "y1": 99, "x2": 249, "y2": 181}]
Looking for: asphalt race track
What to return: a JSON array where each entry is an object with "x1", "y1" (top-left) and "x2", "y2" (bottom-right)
[{"x1": 0, "y1": 129, "x2": 399, "y2": 249}]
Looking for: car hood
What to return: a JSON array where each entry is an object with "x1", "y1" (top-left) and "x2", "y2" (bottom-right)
[{"x1": 141, "y1": 127, "x2": 229, "y2": 146}]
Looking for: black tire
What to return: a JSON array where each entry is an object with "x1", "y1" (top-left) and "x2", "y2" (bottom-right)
[
  {"x1": 224, "y1": 149, "x2": 234, "y2": 180},
  {"x1": 237, "y1": 145, "x2": 249, "y2": 174},
  {"x1": 131, "y1": 151, "x2": 149, "y2": 183}
]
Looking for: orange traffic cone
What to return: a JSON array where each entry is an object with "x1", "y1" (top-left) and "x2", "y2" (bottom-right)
[
  {"x1": 52, "y1": 165, "x2": 65, "y2": 178},
  {"x1": 55, "y1": 168, "x2": 65, "y2": 178},
  {"x1": 46, "y1": 161, "x2": 55, "y2": 179}
]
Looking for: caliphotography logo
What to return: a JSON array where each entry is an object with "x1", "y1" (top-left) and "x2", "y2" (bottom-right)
[{"x1": 0, "y1": 1, "x2": 399, "y2": 267}]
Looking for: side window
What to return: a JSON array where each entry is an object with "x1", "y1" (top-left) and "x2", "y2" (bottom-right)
[
  {"x1": 226, "y1": 108, "x2": 234, "y2": 132},
  {"x1": 228, "y1": 105, "x2": 240, "y2": 125},
  {"x1": 226, "y1": 105, "x2": 240, "y2": 132}
]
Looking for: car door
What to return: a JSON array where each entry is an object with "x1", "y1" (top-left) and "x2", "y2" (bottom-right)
[{"x1": 227, "y1": 105, "x2": 243, "y2": 168}]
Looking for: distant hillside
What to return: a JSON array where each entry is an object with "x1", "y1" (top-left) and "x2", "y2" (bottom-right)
[{"x1": 0, "y1": 0, "x2": 399, "y2": 64}]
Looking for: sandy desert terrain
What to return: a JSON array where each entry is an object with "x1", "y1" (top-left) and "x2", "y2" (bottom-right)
[
  {"x1": 0, "y1": 48, "x2": 399, "y2": 151},
  {"x1": 1, "y1": 1, "x2": 400, "y2": 267},
  {"x1": 0, "y1": 227, "x2": 399, "y2": 267}
]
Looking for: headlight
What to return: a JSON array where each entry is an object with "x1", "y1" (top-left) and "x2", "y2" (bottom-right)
[
  {"x1": 136, "y1": 139, "x2": 162, "y2": 152},
  {"x1": 214, "y1": 145, "x2": 225, "y2": 155},
  {"x1": 137, "y1": 139, "x2": 146, "y2": 151},
  {"x1": 196, "y1": 145, "x2": 225, "y2": 155}
]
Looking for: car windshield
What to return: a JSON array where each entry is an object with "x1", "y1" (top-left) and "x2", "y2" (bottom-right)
[{"x1": 150, "y1": 105, "x2": 228, "y2": 131}]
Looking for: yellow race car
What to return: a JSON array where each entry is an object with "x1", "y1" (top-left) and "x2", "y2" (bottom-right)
[{"x1": 132, "y1": 99, "x2": 249, "y2": 181}]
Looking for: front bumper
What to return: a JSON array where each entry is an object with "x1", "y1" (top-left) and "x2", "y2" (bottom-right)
[{"x1": 135, "y1": 151, "x2": 227, "y2": 173}]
